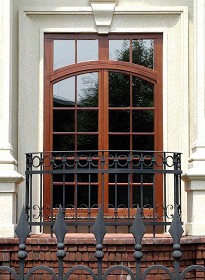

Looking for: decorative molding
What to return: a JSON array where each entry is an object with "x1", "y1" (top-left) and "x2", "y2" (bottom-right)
[
  {"x1": 21, "y1": 5, "x2": 187, "y2": 15},
  {"x1": 21, "y1": 7, "x2": 92, "y2": 15},
  {"x1": 0, "y1": 171, "x2": 24, "y2": 184},
  {"x1": 90, "y1": 0, "x2": 117, "y2": 33}
]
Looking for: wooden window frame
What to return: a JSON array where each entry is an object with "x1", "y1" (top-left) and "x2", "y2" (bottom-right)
[{"x1": 44, "y1": 33, "x2": 163, "y2": 217}]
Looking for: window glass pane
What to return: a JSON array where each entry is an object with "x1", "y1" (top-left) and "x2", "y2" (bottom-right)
[
  {"x1": 77, "y1": 173, "x2": 98, "y2": 183},
  {"x1": 53, "y1": 77, "x2": 75, "y2": 106},
  {"x1": 53, "y1": 174, "x2": 74, "y2": 183},
  {"x1": 77, "y1": 73, "x2": 98, "y2": 107},
  {"x1": 133, "y1": 174, "x2": 153, "y2": 183},
  {"x1": 132, "y1": 135, "x2": 154, "y2": 150},
  {"x1": 53, "y1": 135, "x2": 75, "y2": 151},
  {"x1": 53, "y1": 40, "x2": 75, "y2": 70},
  {"x1": 132, "y1": 110, "x2": 154, "y2": 132},
  {"x1": 53, "y1": 185, "x2": 74, "y2": 207},
  {"x1": 109, "y1": 186, "x2": 128, "y2": 208},
  {"x1": 109, "y1": 173, "x2": 129, "y2": 183},
  {"x1": 132, "y1": 39, "x2": 154, "y2": 68},
  {"x1": 77, "y1": 135, "x2": 98, "y2": 150},
  {"x1": 109, "y1": 135, "x2": 130, "y2": 150},
  {"x1": 77, "y1": 40, "x2": 98, "y2": 62},
  {"x1": 132, "y1": 77, "x2": 154, "y2": 107},
  {"x1": 77, "y1": 110, "x2": 98, "y2": 132},
  {"x1": 77, "y1": 186, "x2": 98, "y2": 208},
  {"x1": 133, "y1": 186, "x2": 153, "y2": 207},
  {"x1": 53, "y1": 110, "x2": 75, "y2": 132},
  {"x1": 109, "y1": 72, "x2": 130, "y2": 107},
  {"x1": 109, "y1": 110, "x2": 130, "y2": 132},
  {"x1": 109, "y1": 40, "x2": 130, "y2": 62}
]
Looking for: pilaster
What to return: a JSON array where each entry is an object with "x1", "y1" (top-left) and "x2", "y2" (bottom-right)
[
  {"x1": 0, "y1": 0, "x2": 24, "y2": 237},
  {"x1": 182, "y1": 0, "x2": 205, "y2": 235}
]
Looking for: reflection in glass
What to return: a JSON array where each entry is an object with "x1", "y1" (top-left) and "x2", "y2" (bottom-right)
[
  {"x1": 109, "y1": 40, "x2": 130, "y2": 62},
  {"x1": 53, "y1": 135, "x2": 75, "y2": 151},
  {"x1": 109, "y1": 110, "x2": 130, "y2": 132},
  {"x1": 77, "y1": 40, "x2": 98, "y2": 63},
  {"x1": 53, "y1": 40, "x2": 75, "y2": 70},
  {"x1": 109, "y1": 135, "x2": 130, "y2": 150},
  {"x1": 53, "y1": 77, "x2": 75, "y2": 106},
  {"x1": 77, "y1": 135, "x2": 98, "y2": 150},
  {"x1": 132, "y1": 77, "x2": 154, "y2": 107},
  {"x1": 77, "y1": 186, "x2": 98, "y2": 208},
  {"x1": 77, "y1": 110, "x2": 98, "y2": 132},
  {"x1": 53, "y1": 185, "x2": 74, "y2": 207},
  {"x1": 77, "y1": 73, "x2": 98, "y2": 107},
  {"x1": 109, "y1": 186, "x2": 128, "y2": 208},
  {"x1": 132, "y1": 39, "x2": 154, "y2": 68},
  {"x1": 109, "y1": 72, "x2": 130, "y2": 107},
  {"x1": 133, "y1": 186, "x2": 153, "y2": 206},
  {"x1": 132, "y1": 110, "x2": 154, "y2": 132},
  {"x1": 132, "y1": 135, "x2": 154, "y2": 150},
  {"x1": 53, "y1": 110, "x2": 74, "y2": 132}
]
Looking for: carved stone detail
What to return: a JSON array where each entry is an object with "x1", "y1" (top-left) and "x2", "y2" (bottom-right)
[{"x1": 90, "y1": 0, "x2": 117, "y2": 34}]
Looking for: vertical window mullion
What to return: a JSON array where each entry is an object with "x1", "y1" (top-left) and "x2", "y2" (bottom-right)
[{"x1": 75, "y1": 76, "x2": 77, "y2": 151}]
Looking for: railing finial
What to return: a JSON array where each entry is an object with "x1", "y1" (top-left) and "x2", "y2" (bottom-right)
[
  {"x1": 92, "y1": 207, "x2": 107, "y2": 245},
  {"x1": 52, "y1": 205, "x2": 67, "y2": 244},
  {"x1": 15, "y1": 206, "x2": 30, "y2": 244},
  {"x1": 169, "y1": 205, "x2": 184, "y2": 245},
  {"x1": 131, "y1": 206, "x2": 146, "y2": 245}
]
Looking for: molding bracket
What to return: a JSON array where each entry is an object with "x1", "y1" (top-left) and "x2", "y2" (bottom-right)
[{"x1": 90, "y1": 0, "x2": 117, "y2": 34}]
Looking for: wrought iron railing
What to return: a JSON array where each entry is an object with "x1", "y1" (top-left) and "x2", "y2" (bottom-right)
[
  {"x1": 1, "y1": 206, "x2": 204, "y2": 279},
  {"x1": 25, "y1": 150, "x2": 182, "y2": 234}
]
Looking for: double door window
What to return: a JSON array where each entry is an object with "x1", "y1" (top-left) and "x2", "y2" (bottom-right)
[{"x1": 44, "y1": 34, "x2": 163, "y2": 213}]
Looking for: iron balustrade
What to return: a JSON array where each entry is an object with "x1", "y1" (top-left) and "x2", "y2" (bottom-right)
[{"x1": 25, "y1": 150, "x2": 182, "y2": 234}]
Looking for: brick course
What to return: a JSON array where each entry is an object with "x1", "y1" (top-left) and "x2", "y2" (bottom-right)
[{"x1": 0, "y1": 234, "x2": 205, "y2": 279}]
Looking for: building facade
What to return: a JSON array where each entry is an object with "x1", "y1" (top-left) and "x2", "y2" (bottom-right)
[{"x1": 0, "y1": 0, "x2": 205, "y2": 238}]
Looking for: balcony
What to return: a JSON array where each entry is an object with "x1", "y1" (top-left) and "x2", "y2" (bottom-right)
[{"x1": 25, "y1": 150, "x2": 182, "y2": 235}]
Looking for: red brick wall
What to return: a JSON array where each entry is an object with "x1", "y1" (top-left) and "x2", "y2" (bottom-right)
[{"x1": 0, "y1": 234, "x2": 205, "y2": 279}]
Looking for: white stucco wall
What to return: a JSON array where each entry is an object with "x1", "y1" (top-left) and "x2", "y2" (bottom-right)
[{"x1": 2, "y1": 0, "x2": 205, "y2": 236}]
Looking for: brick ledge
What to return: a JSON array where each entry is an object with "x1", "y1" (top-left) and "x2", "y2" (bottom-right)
[{"x1": 0, "y1": 234, "x2": 205, "y2": 245}]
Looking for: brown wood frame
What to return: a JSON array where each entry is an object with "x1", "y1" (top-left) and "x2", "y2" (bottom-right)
[{"x1": 44, "y1": 33, "x2": 163, "y2": 216}]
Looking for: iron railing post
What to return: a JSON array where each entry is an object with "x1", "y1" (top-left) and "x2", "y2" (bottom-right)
[
  {"x1": 131, "y1": 206, "x2": 146, "y2": 280},
  {"x1": 53, "y1": 206, "x2": 67, "y2": 280},
  {"x1": 169, "y1": 205, "x2": 184, "y2": 280},
  {"x1": 15, "y1": 207, "x2": 30, "y2": 280},
  {"x1": 92, "y1": 208, "x2": 107, "y2": 280}
]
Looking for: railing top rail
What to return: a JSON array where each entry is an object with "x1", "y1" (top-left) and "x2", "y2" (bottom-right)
[
  {"x1": 25, "y1": 150, "x2": 182, "y2": 155},
  {"x1": 26, "y1": 150, "x2": 182, "y2": 172}
]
